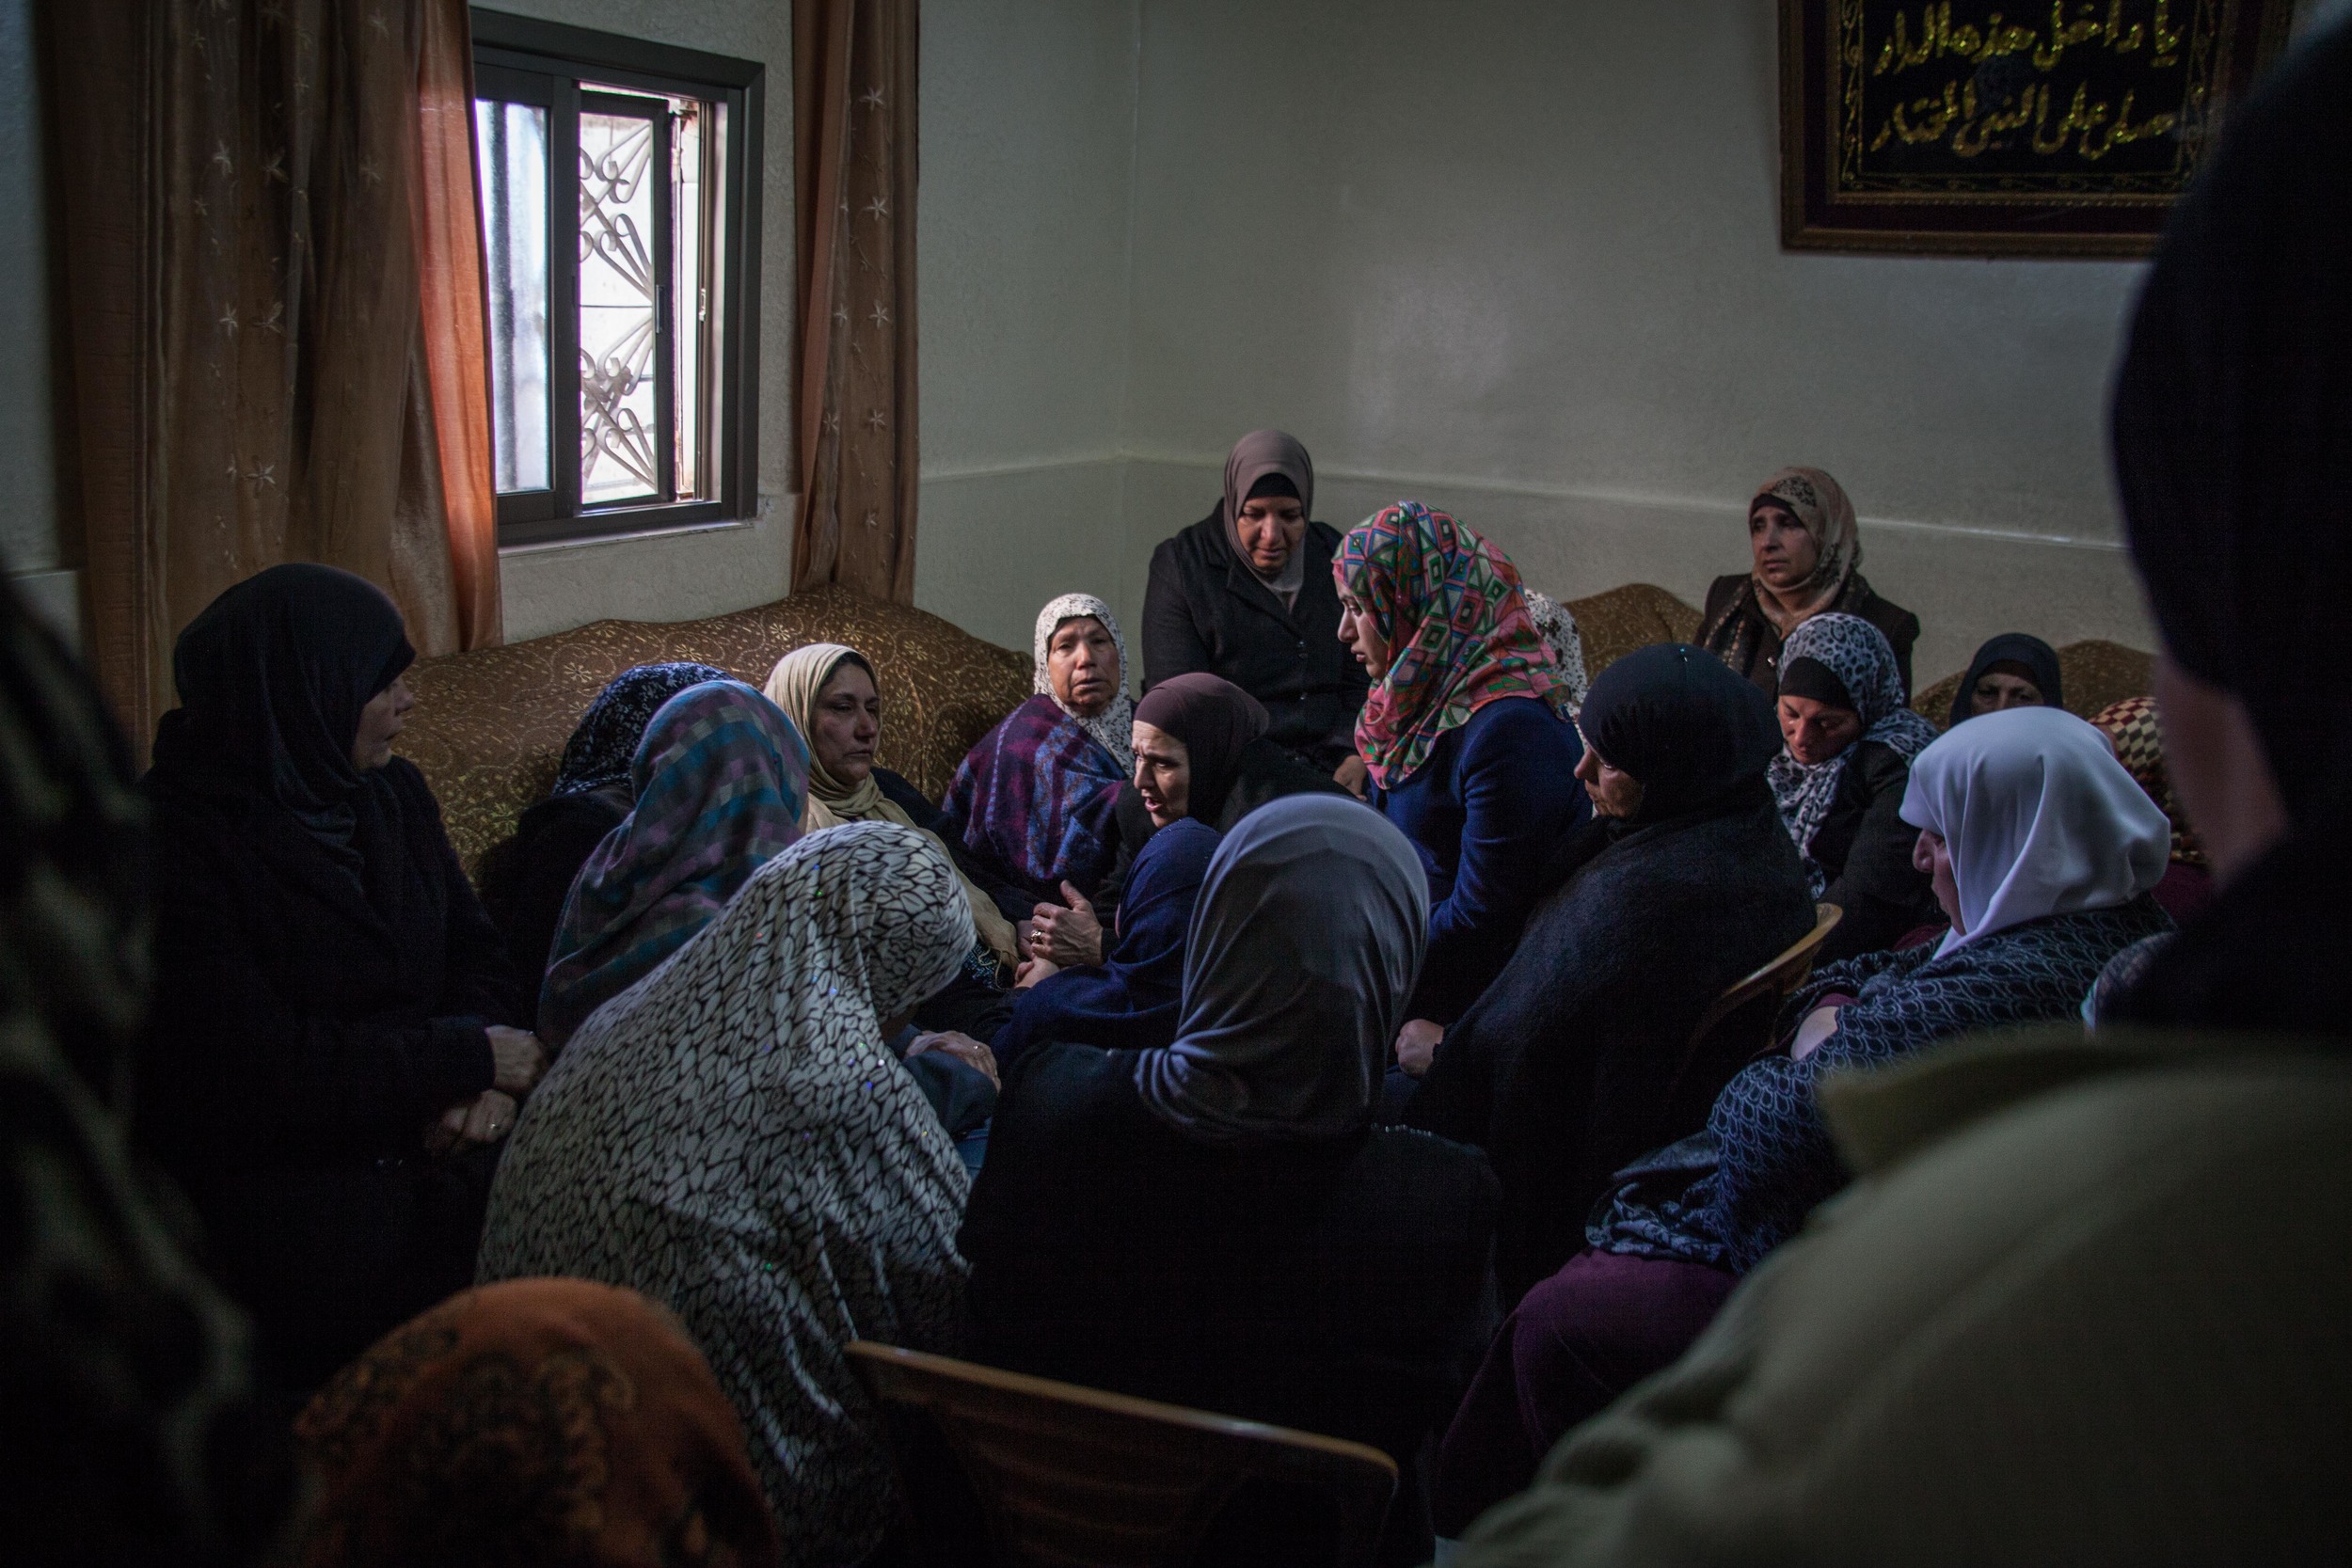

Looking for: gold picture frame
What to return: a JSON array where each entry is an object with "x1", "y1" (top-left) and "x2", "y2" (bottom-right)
[{"x1": 1780, "y1": 0, "x2": 2293, "y2": 258}]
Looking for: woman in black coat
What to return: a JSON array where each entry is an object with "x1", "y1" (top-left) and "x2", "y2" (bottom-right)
[
  {"x1": 1140, "y1": 430, "x2": 1369, "y2": 779},
  {"x1": 964, "y1": 797, "x2": 1498, "y2": 1568},
  {"x1": 135, "y1": 565, "x2": 545, "y2": 1394},
  {"x1": 1395, "y1": 644, "x2": 1817, "y2": 1303}
]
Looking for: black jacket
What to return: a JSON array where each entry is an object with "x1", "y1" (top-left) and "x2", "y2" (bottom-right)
[
  {"x1": 1142, "y1": 510, "x2": 1370, "y2": 772},
  {"x1": 1700, "y1": 572, "x2": 1922, "y2": 700},
  {"x1": 136, "y1": 756, "x2": 526, "y2": 1391},
  {"x1": 1400, "y1": 787, "x2": 1815, "y2": 1303},
  {"x1": 478, "y1": 784, "x2": 630, "y2": 989},
  {"x1": 964, "y1": 1042, "x2": 1499, "y2": 1568},
  {"x1": 1808, "y1": 740, "x2": 1942, "y2": 963}
]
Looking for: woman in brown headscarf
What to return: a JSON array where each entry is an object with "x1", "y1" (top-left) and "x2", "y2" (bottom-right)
[
  {"x1": 1696, "y1": 467, "x2": 1921, "y2": 699},
  {"x1": 1138, "y1": 429, "x2": 1372, "y2": 780},
  {"x1": 293, "y1": 1279, "x2": 781, "y2": 1568}
]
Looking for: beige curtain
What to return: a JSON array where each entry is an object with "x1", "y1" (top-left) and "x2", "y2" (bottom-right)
[
  {"x1": 793, "y1": 0, "x2": 920, "y2": 604},
  {"x1": 48, "y1": 0, "x2": 502, "y2": 759}
]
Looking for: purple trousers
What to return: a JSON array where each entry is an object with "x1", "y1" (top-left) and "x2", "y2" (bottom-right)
[{"x1": 1431, "y1": 1247, "x2": 1738, "y2": 1536}]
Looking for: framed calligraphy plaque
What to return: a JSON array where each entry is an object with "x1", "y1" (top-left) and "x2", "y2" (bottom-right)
[{"x1": 1780, "y1": 0, "x2": 2293, "y2": 256}]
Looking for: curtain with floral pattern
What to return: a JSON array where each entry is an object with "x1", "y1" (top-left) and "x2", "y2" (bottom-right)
[{"x1": 48, "y1": 0, "x2": 501, "y2": 758}]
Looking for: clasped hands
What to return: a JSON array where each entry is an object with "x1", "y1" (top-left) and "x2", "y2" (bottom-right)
[
  {"x1": 1018, "y1": 880, "x2": 1102, "y2": 989},
  {"x1": 425, "y1": 1023, "x2": 548, "y2": 1157}
]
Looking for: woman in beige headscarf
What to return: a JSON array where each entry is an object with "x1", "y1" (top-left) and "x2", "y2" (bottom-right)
[
  {"x1": 1695, "y1": 466, "x2": 1921, "y2": 700},
  {"x1": 765, "y1": 642, "x2": 1025, "y2": 976}
]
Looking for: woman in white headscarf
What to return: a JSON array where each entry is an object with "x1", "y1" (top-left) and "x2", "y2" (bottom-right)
[
  {"x1": 478, "y1": 822, "x2": 977, "y2": 1568},
  {"x1": 961, "y1": 796, "x2": 1501, "y2": 1568},
  {"x1": 940, "y1": 594, "x2": 1135, "y2": 904},
  {"x1": 1433, "y1": 705, "x2": 2176, "y2": 1534}
]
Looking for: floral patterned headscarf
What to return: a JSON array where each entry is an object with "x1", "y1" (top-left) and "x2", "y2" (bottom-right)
[
  {"x1": 1746, "y1": 467, "x2": 1861, "y2": 634},
  {"x1": 1334, "y1": 501, "x2": 1569, "y2": 790}
]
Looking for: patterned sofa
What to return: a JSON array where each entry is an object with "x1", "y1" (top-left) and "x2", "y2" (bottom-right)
[
  {"x1": 400, "y1": 578, "x2": 2152, "y2": 883},
  {"x1": 399, "y1": 583, "x2": 1029, "y2": 879}
]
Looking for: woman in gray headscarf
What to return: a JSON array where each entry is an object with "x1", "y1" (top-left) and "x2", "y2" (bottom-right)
[
  {"x1": 1138, "y1": 430, "x2": 1373, "y2": 779},
  {"x1": 961, "y1": 795, "x2": 1500, "y2": 1568}
]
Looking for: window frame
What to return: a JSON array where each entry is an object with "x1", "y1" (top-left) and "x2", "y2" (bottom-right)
[{"x1": 470, "y1": 8, "x2": 764, "y2": 547}]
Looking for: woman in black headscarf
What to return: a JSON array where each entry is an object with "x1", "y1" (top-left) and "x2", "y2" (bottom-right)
[
  {"x1": 1397, "y1": 643, "x2": 1816, "y2": 1301},
  {"x1": 1139, "y1": 430, "x2": 1371, "y2": 779},
  {"x1": 1946, "y1": 632, "x2": 2062, "y2": 729},
  {"x1": 476, "y1": 661, "x2": 730, "y2": 984},
  {"x1": 135, "y1": 564, "x2": 543, "y2": 1396},
  {"x1": 1025, "y1": 672, "x2": 1345, "y2": 971}
]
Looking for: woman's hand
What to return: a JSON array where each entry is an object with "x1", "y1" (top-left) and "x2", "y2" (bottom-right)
[
  {"x1": 1333, "y1": 752, "x2": 1371, "y2": 800},
  {"x1": 1013, "y1": 957, "x2": 1060, "y2": 990},
  {"x1": 425, "y1": 1089, "x2": 519, "y2": 1155},
  {"x1": 1790, "y1": 1006, "x2": 1842, "y2": 1061},
  {"x1": 1028, "y1": 883, "x2": 1103, "y2": 967},
  {"x1": 1394, "y1": 1018, "x2": 1444, "y2": 1076},
  {"x1": 909, "y1": 1031, "x2": 1000, "y2": 1089},
  {"x1": 486, "y1": 1026, "x2": 548, "y2": 1096}
]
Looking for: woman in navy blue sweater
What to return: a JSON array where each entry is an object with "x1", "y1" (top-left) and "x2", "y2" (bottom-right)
[{"x1": 1334, "y1": 501, "x2": 1587, "y2": 1030}]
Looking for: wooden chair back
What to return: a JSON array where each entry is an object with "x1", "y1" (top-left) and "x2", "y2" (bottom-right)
[
  {"x1": 1661, "y1": 903, "x2": 1843, "y2": 1128},
  {"x1": 846, "y1": 1341, "x2": 1398, "y2": 1568}
]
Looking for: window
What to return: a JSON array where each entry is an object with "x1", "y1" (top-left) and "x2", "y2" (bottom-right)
[{"x1": 470, "y1": 11, "x2": 763, "y2": 545}]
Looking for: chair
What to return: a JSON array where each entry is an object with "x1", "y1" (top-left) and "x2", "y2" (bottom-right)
[
  {"x1": 846, "y1": 1340, "x2": 1398, "y2": 1568},
  {"x1": 1661, "y1": 903, "x2": 1843, "y2": 1128}
]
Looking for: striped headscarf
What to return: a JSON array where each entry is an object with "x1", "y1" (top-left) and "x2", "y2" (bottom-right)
[
  {"x1": 539, "y1": 681, "x2": 810, "y2": 1049},
  {"x1": 1334, "y1": 501, "x2": 1568, "y2": 790}
]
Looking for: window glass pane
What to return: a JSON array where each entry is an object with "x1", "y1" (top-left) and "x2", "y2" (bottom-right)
[
  {"x1": 579, "y1": 108, "x2": 661, "y2": 506},
  {"x1": 475, "y1": 100, "x2": 550, "y2": 494}
]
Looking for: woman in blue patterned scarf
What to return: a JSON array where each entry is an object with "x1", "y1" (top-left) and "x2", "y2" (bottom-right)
[
  {"x1": 1766, "y1": 610, "x2": 1942, "y2": 960},
  {"x1": 538, "y1": 681, "x2": 810, "y2": 1050}
]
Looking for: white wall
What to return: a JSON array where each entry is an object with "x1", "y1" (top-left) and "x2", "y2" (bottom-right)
[
  {"x1": 911, "y1": 0, "x2": 1141, "y2": 650},
  {"x1": 916, "y1": 0, "x2": 2349, "y2": 679}
]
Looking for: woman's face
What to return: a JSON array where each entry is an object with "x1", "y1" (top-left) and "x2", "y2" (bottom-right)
[
  {"x1": 1130, "y1": 721, "x2": 1191, "y2": 828},
  {"x1": 1914, "y1": 828, "x2": 1962, "y2": 929},
  {"x1": 1749, "y1": 502, "x2": 1820, "y2": 591},
  {"x1": 1235, "y1": 494, "x2": 1308, "y2": 576},
  {"x1": 1573, "y1": 743, "x2": 1645, "y2": 818},
  {"x1": 1336, "y1": 588, "x2": 1391, "y2": 681},
  {"x1": 812, "y1": 662, "x2": 882, "y2": 784},
  {"x1": 1778, "y1": 693, "x2": 1864, "y2": 766},
  {"x1": 350, "y1": 674, "x2": 415, "y2": 771},
  {"x1": 1048, "y1": 617, "x2": 1120, "y2": 719},
  {"x1": 1968, "y1": 662, "x2": 2046, "y2": 718}
]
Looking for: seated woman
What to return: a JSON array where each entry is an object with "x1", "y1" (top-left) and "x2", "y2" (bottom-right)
[
  {"x1": 1947, "y1": 632, "x2": 2062, "y2": 727},
  {"x1": 2092, "y1": 694, "x2": 2216, "y2": 922},
  {"x1": 1397, "y1": 644, "x2": 1815, "y2": 1302},
  {"x1": 1429, "y1": 705, "x2": 2174, "y2": 1537},
  {"x1": 1697, "y1": 466, "x2": 1921, "y2": 698},
  {"x1": 766, "y1": 642, "x2": 1025, "y2": 1042},
  {"x1": 1027, "y1": 672, "x2": 1346, "y2": 971},
  {"x1": 943, "y1": 594, "x2": 1134, "y2": 908},
  {"x1": 136, "y1": 564, "x2": 544, "y2": 1393},
  {"x1": 293, "y1": 1279, "x2": 782, "y2": 1567},
  {"x1": 477, "y1": 661, "x2": 728, "y2": 981},
  {"x1": 537, "y1": 681, "x2": 808, "y2": 1050},
  {"x1": 993, "y1": 816, "x2": 1220, "y2": 1072},
  {"x1": 962, "y1": 798, "x2": 1499, "y2": 1568},
  {"x1": 481, "y1": 822, "x2": 977, "y2": 1567},
  {"x1": 1334, "y1": 501, "x2": 1588, "y2": 1028},
  {"x1": 1141, "y1": 429, "x2": 1370, "y2": 780},
  {"x1": 1770, "y1": 611, "x2": 1943, "y2": 962}
]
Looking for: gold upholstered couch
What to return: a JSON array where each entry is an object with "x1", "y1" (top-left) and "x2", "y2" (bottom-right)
[
  {"x1": 400, "y1": 583, "x2": 1029, "y2": 879},
  {"x1": 400, "y1": 579, "x2": 2153, "y2": 883}
]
